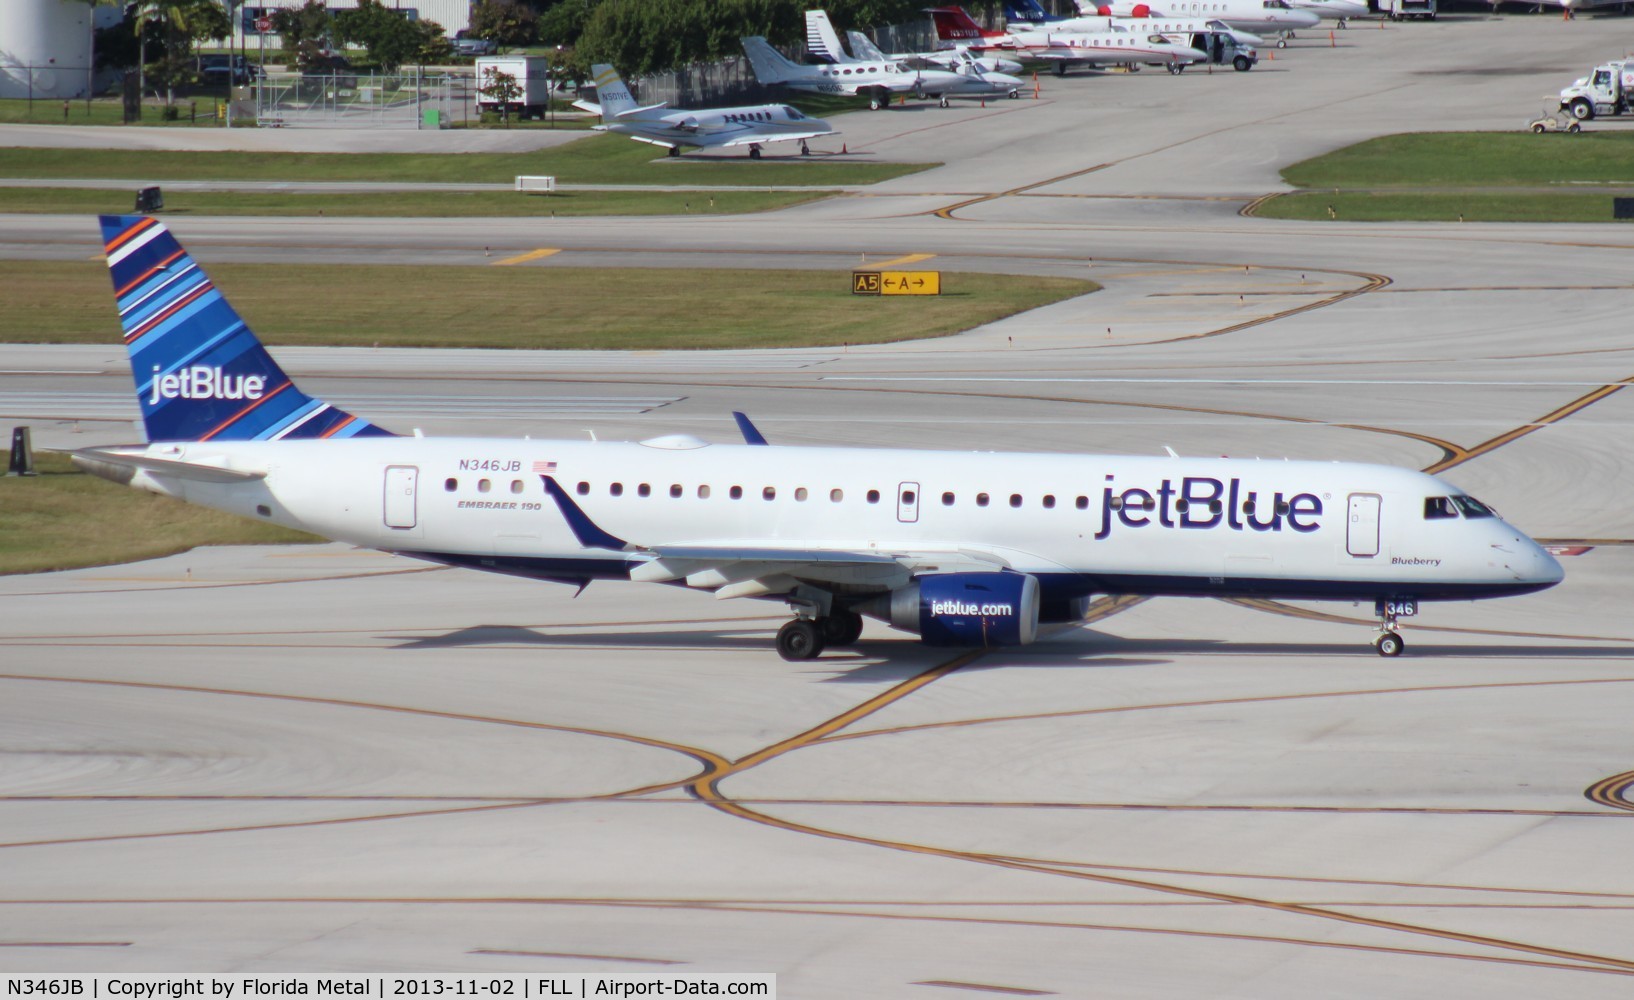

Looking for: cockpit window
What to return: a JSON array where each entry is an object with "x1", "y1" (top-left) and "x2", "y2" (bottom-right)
[
  {"x1": 1424, "y1": 496, "x2": 1458, "y2": 520},
  {"x1": 784, "y1": 106, "x2": 805, "y2": 119},
  {"x1": 1451, "y1": 495, "x2": 1496, "y2": 519}
]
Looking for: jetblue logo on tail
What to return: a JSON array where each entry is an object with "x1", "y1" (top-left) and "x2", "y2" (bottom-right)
[{"x1": 149, "y1": 365, "x2": 267, "y2": 405}]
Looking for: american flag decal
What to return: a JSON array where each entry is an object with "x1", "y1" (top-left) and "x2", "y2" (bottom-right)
[{"x1": 533, "y1": 460, "x2": 558, "y2": 473}]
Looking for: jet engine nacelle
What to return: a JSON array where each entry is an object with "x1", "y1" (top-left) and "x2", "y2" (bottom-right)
[{"x1": 874, "y1": 572, "x2": 1041, "y2": 647}]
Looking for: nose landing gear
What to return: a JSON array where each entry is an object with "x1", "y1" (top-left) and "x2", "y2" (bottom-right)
[{"x1": 1372, "y1": 598, "x2": 1416, "y2": 657}]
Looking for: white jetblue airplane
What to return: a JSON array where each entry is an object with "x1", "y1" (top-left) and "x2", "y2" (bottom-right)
[
  {"x1": 79, "y1": 216, "x2": 1564, "y2": 661},
  {"x1": 802, "y1": 10, "x2": 1025, "y2": 105},
  {"x1": 741, "y1": 36, "x2": 963, "y2": 110},
  {"x1": 1286, "y1": 0, "x2": 1369, "y2": 26},
  {"x1": 572, "y1": 64, "x2": 835, "y2": 159}
]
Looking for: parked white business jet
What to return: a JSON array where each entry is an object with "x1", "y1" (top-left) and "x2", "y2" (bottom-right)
[
  {"x1": 80, "y1": 216, "x2": 1564, "y2": 661},
  {"x1": 1082, "y1": 0, "x2": 1321, "y2": 38},
  {"x1": 845, "y1": 29, "x2": 1025, "y2": 77},
  {"x1": 803, "y1": 9, "x2": 1025, "y2": 104},
  {"x1": 1004, "y1": 0, "x2": 1264, "y2": 45},
  {"x1": 804, "y1": 9, "x2": 1022, "y2": 76},
  {"x1": 927, "y1": 7, "x2": 1211, "y2": 73},
  {"x1": 571, "y1": 64, "x2": 834, "y2": 159},
  {"x1": 1286, "y1": 0, "x2": 1369, "y2": 25},
  {"x1": 742, "y1": 36, "x2": 962, "y2": 110},
  {"x1": 803, "y1": 9, "x2": 1019, "y2": 103}
]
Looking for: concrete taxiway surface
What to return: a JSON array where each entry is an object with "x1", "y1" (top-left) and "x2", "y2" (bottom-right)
[{"x1": 4, "y1": 11, "x2": 1634, "y2": 998}]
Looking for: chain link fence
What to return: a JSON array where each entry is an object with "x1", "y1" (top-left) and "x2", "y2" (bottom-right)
[{"x1": 253, "y1": 70, "x2": 453, "y2": 128}]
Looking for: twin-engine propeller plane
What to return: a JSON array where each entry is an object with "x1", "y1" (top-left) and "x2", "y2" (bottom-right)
[{"x1": 78, "y1": 216, "x2": 1563, "y2": 661}]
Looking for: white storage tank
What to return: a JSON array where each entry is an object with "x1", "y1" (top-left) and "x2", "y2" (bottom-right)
[{"x1": 0, "y1": 0, "x2": 94, "y2": 100}]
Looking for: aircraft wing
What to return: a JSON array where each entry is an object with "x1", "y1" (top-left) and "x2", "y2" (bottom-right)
[
  {"x1": 630, "y1": 543, "x2": 1012, "y2": 597},
  {"x1": 70, "y1": 447, "x2": 267, "y2": 484},
  {"x1": 712, "y1": 129, "x2": 837, "y2": 149},
  {"x1": 571, "y1": 99, "x2": 601, "y2": 114}
]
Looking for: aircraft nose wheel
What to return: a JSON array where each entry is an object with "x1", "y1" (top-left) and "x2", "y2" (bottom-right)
[
  {"x1": 1375, "y1": 632, "x2": 1405, "y2": 657},
  {"x1": 776, "y1": 619, "x2": 826, "y2": 661},
  {"x1": 938, "y1": 95, "x2": 950, "y2": 108}
]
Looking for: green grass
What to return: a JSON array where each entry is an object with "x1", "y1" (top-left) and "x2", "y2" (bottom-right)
[
  {"x1": 1253, "y1": 191, "x2": 1630, "y2": 223},
  {"x1": 0, "y1": 186, "x2": 834, "y2": 217},
  {"x1": 3, "y1": 260, "x2": 1098, "y2": 350},
  {"x1": 1252, "y1": 131, "x2": 1634, "y2": 222},
  {"x1": 0, "y1": 453, "x2": 318, "y2": 576},
  {"x1": 0, "y1": 133, "x2": 931, "y2": 186},
  {"x1": 1282, "y1": 131, "x2": 1634, "y2": 189}
]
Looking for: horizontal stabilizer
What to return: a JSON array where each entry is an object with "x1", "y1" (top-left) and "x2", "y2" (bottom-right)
[
  {"x1": 613, "y1": 102, "x2": 670, "y2": 118},
  {"x1": 71, "y1": 447, "x2": 267, "y2": 484}
]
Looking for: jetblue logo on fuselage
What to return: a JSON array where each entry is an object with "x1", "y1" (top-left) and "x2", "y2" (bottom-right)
[
  {"x1": 1094, "y1": 475, "x2": 1323, "y2": 540},
  {"x1": 148, "y1": 365, "x2": 266, "y2": 405}
]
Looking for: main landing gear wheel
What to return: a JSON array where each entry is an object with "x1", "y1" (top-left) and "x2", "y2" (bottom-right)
[
  {"x1": 869, "y1": 93, "x2": 886, "y2": 110},
  {"x1": 777, "y1": 619, "x2": 825, "y2": 661},
  {"x1": 800, "y1": 140, "x2": 810, "y2": 155},
  {"x1": 1375, "y1": 632, "x2": 1405, "y2": 657},
  {"x1": 821, "y1": 611, "x2": 864, "y2": 647},
  {"x1": 666, "y1": 146, "x2": 679, "y2": 157},
  {"x1": 748, "y1": 144, "x2": 762, "y2": 159}
]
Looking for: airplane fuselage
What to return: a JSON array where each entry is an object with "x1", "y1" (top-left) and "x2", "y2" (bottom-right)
[{"x1": 104, "y1": 436, "x2": 1562, "y2": 610}]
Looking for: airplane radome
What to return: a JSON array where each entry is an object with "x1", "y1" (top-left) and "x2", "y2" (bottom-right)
[{"x1": 78, "y1": 216, "x2": 1563, "y2": 661}]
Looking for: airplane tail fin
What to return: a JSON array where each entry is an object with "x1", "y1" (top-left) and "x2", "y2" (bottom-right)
[
  {"x1": 847, "y1": 30, "x2": 887, "y2": 62},
  {"x1": 741, "y1": 37, "x2": 797, "y2": 84},
  {"x1": 99, "y1": 215, "x2": 392, "y2": 443},
  {"x1": 804, "y1": 10, "x2": 853, "y2": 63},
  {"x1": 589, "y1": 63, "x2": 638, "y2": 119},
  {"x1": 927, "y1": 6, "x2": 992, "y2": 43},
  {"x1": 1004, "y1": 0, "x2": 1050, "y2": 22}
]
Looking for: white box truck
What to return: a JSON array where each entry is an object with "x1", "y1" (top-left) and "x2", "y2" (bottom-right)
[
  {"x1": 1380, "y1": 0, "x2": 1436, "y2": 19},
  {"x1": 475, "y1": 55, "x2": 552, "y2": 120},
  {"x1": 1560, "y1": 60, "x2": 1634, "y2": 120}
]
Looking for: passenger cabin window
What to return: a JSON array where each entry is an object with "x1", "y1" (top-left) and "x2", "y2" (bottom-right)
[
  {"x1": 976, "y1": 493, "x2": 990, "y2": 507},
  {"x1": 609, "y1": 482, "x2": 623, "y2": 497},
  {"x1": 763, "y1": 486, "x2": 777, "y2": 501},
  {"x1": 867, "y1": 489, "x2": 881, "y2": 504},
  {"x1": 444, "y1": 478, "x2": 457, "y2": 492},
  {"x1": 510, "y1": 480, "x2": 523, "y2": 494},
  {"x1": 1075, "y1": 496, "x2": 1089, "y2": 510},
  {"x1": 478, "y1": 479, "x2": 491, "y2": 493},
  {"x1": 901, "y1": 490, "x2": 916, "y2": 505},
  {"x1": 730, "y1": 485, "x2": 743, "y2": 500},
  {"x1": 942, "y1": 491, "x2": 956, "y2": 506},
  {"x1": 698, "y1": 485, "x2": 711, "y2": 499},
  {"x1": 576, "y1": 481, "x2": 590, "y2": 496},
  {"x1": 1042, "y1": 495, "x2": 1056, "y2": 509},
  {"x1": 830, "y1": 488, "x2": 844, "y2": 502},
  {"x1": 1009, "y1": 494, "x2": 1023, "y2": 508},
  {"x1": 670, "y1": 484, "x2": 683, "y2": 498},
  {"x1": 795, "y1": 487, "x2": 808, "y2": 502},
  {"x1": 638, "y1": 483, "x2": 651, "y2": 498},
  {"x1": 1424, "y1": 496, "x2": 1458, "y2": 520}
]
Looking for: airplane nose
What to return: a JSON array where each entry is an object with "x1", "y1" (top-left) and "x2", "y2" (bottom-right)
[{"x1": 1531, "y1": 544, "x2": 1566, "y2": 586}]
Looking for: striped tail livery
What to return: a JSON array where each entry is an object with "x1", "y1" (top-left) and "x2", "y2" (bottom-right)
[{"x1": 100, "y1": 214, "x2": 392, "y2": 443}]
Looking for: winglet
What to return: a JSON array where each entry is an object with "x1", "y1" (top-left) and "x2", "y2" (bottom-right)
[
  {"x1": 732, "y1": 411, "x2": 769, "y2": 446},
  {"x1": 542, "y1": 475, "x2": 630, "y2": 550}
]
